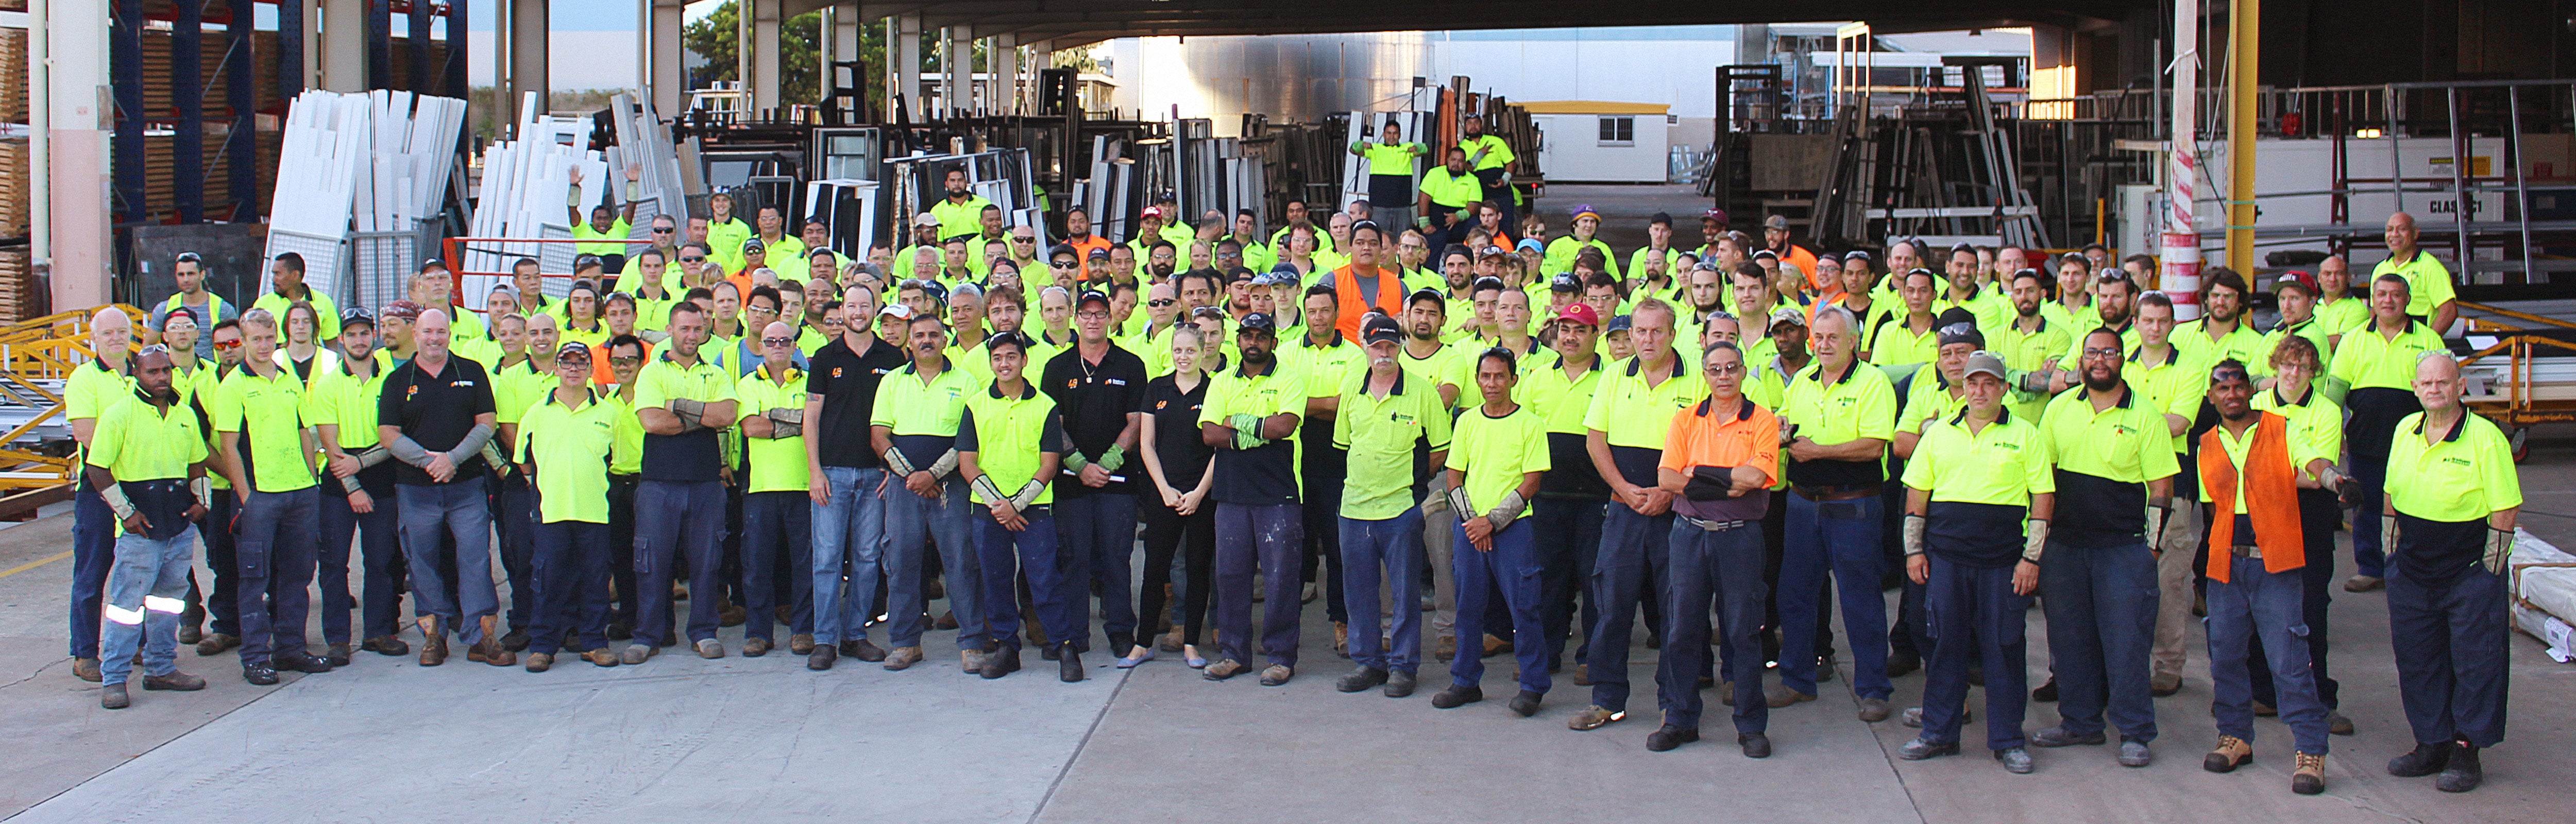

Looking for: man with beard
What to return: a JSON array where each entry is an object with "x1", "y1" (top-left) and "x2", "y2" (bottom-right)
[
  {"x1": 1630, "y1": 213, "x2": 1681, "y2": 286},
  {"x1": 2178, "y1": 268, "x2": 2265, "y2": 371},
  {"x1": 1459, "y1": 114, "x2": 1519, "y2": 230},
  {"x1": 1197, "y1": 313, "x2": 1308, "y2": 685},
  {"x1": 1996, "y1": 268, "x2": 2072, "y2": 423},
  {"x1": 311, "y1": 309, "x2": 404, "y2": 663},
  {"x1": 1761, "y1": 215, "x2": 1822, "y2": 292},
  {"x1": 1419, "y1": 147, "x2": 1482, "y2": 250},
  {"x1": 2194, "y1": 359, "x2": 2335, "y2": 794},
  {"x1": 802, "y1": 285, "x2": 908, "y2": 669},
  {"x1": 2027, "y1": 328, "x2": 2179, "y2": 767},
  {"x1": 929, "y1": 166, "x2": 994, "y2": 242},
  {"x1": 1226, "y1": 210, "x2": 1273, "y2": 273},
  {"x1": 88, "y1": 346, "x2": 214, "y2": 708},
  {"x1": 1061, "y1": 207, "x2": 1112, "y2": 279},
  {"x1": 2056, "y1": 270, "x2": 2141, "y2": 375},
  {"x1": 871, "y1": 313, "x2": 990, "y2": 673},
  {"x1": 627, "y1": 301, "x2": 741, "y2": 662},
  {"x1": 1935, "y1": 244, "x2": 2011, "y2": 332}
]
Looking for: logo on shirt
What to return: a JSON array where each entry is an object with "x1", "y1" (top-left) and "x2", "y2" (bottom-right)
[
  {"x1": 833, "y1": 367, "x2": 844, "y2": 378},
  {"x1": 1106, "y1": 379, "x2": 1128, "y2": 386},
  {"x1": 406, "y1": 384, "x2": 420, "y2": 401},
  {"x1": 1066, "y1": 379, "x2": 1081, "y2": 389},
  {"x1": 1155, "y1": 400, "x2": 1168, "y2": 409}
]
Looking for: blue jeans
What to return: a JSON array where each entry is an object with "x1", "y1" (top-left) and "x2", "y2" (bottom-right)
[
  {"x1": 1340, "y1": 511, "x2": 1425, "y2": 674},
  {"x1": 1920, "y1": 554, "x2": 2030, "y2": 751},
  {"x1": 1452, "y1": 517, "x2": 1548, "y2": 692},
  {"x1": 1778, "y1": 491, "x2": 1892, "y2": 700},
  {"x1": 808, "y1": 467, "x2": 888, "y2": 646},
  {"x1": 235, "y1": 487, "x2": 321, "y2": 665},
  {"x1": 2040, "y1": 539, "x2": 2160, "y2": 742},
  {"x1": 2207, "y1": 555, "x2": 2329, "y2": 754},
  {"x1": 1532, "y1": 496, "x2": 1605, "y2": 665},
  {"x1": 496, "y1": 474, "x2": 539, "y2": 631},
  {"x1": 1054, "y1": 493, "x2": 1139, "y2": 650},
  {"x1": 884, "y1": 476, "x2": 984, "y2": 650},
  {"x1": 976, "y1": 506, "x2": 1081, "y2": 653},
  {"x1": 529, "y1": 519, "x2": 612, "y2": 656},
  {"x1": 69, "y1": 486, "x2": 115, "y2": 659},
  {"x1": 2386, "y1": 550, "x2": 2510, "y2": 748},
  {"x1": 1660, "y1": 520, "x2": 1768, "y2": 732},
  {"x1": 99, "y1": 525, "x2": 200, "y2": 685},
  {"x1": 635, "y1": 479, "x2": 726, "y2": 645},
  {"x1": 398, "y1": 478, "x2": 498, "y2": 644},
  {"x1": 318, "y1": 486, "x2": 403, "y2": 643},
  {"x1": 743, "y1": 491, "x2": 811, "y2": 641},
  {"x1": 1584, "y1": 503, "x2": 1673, "y2": 713},
  {"x1": 1214, "y1": 503, "x2": 1303, "y2": 667}
]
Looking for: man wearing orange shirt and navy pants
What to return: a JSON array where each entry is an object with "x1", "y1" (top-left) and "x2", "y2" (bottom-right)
[{"x1": 1652, "y1": 339, "x2": 1782, "y2": 758}]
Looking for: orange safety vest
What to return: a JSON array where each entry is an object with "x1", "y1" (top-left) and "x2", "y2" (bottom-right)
[
  {"x1": 2198, "y1": 413, "x2": 2306, "y2": 582},
  {"x1": 1330, "y1": 263, "x2": 1408, "y2": 342}
]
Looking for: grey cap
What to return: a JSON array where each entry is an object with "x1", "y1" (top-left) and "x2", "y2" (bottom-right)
[{"x1": 1962, "y1": 351, "x2": 2008, "y2": 381}]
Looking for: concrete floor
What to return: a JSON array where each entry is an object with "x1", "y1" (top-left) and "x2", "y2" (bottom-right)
[{"x1": 4, "y1": 438, "x2": 2573, "y2": 822}]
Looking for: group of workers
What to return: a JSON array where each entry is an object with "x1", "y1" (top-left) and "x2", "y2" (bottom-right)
[{"x1": 65, "y1": 180, "x2": 2520, "y2": 797}]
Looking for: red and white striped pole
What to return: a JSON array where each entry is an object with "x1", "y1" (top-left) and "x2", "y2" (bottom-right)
[{"x1": 2162, "y1": 0, "x2": 2203, "y2": 320}]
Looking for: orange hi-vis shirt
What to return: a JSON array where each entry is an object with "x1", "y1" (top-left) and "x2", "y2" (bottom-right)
[{"x1": 1660, "y1": 394, "x2": 1781, "y2": 523}]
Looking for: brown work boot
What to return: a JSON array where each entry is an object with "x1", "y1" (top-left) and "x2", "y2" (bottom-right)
[
  {"x1": 585, "y1": 648, "x2": 620, "y2": 667},
  {"x1": 195, "y1": 633, "x2": 240, "y2": 657},
  {"x1": 469, "y1": 616, "x2": 516, "y2": 666},
  {"x1": 884, "y1": 646, "x2": 924, "y2": 671},
  {"x1": 72, "y1": 657, "x2": 103, "y2": 683},
  {"x1": 1160, "y1": 626, "x2": 1184, "y2": 653},
  {"x1": 960, "y1": 649, "x2": 984, "y2": 673},
  {"x1": 742, "y1": 637, "x2": 772, "y2": 657},
  {"x1": 1333, "y1": 622, "x2": 1349, "y2": 657},
  {"x1": 143, "y1": 671, "x2": 207, "y2": 691},
  {"x1": 788, "y1": 634, "x2": 816, "y2": 655},
  {"x1": 1482, "y1": 634, "x2": 1509, "y2": 658},
  {"x1": 717, "y1": 595, "x2": 746, "y2": 627},
  {"x1": 523, "y1": 652, "x2": 554, "y2": 673},
  {"x1": 100, "y1": 682, "x2": 130, "y2": 709},
  {"x1": 1435, "y1": 635, "x2": 1458, "y2": 662},
  {"x1": 417, "y1": 616, "x2": 448, "y2": 666},
  {"x1": 2204, "y1": 735, "x2": 2254, "y2": 773},
  {"x1": 1572, "y1": 663, "x2": 1592, "y2": 686},
  {"x1": 2292, "y1": 752, "x2": 2326, "y2": 795},
  {"x1": 361, "y1": 635, "x2": 410, "y2": 656}
]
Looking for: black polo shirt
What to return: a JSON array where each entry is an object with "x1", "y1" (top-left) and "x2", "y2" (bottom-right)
[
  {"x1": 806, "y1": 334, "x2": 910, "y2": 469},
  {"x1": 1040, "y1": 340, "x2": 1149, "y2": 497},
  {"x1": 378, "y1": 354, "x2": 498, "y2": 486},
  {"x1": 1141, "y1": 373, "x2": 1213, "y2": 491}
]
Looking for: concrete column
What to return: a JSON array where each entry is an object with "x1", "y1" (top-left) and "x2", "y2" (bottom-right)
[
  {"x1": 44, "y1": 0, "x2": 112, "y2": 310},
  {"x1": 750, "y1": 0, "x2": 782, "y2": 113},
  {"x1": 946, "y1": 27, "x2": 971, "y2": 116},
  {"x1": 833, "y1": 4, "x2": 861, "y2": 104},
  {"x1": 895, "y1": 14, "x2": 921, "y2": 119},
  {"x1": 651, "y1": 0, "x2": 687, "y2": 116},
  {"x1": 509, "y1": 0, "x2": 549, "y2": 121},
  {"x1": 1028, "y1": 41, "x2": 1052, "y2": 113},
  {"x1": 320, "y1": 0, "x2": 367, "y2": 91},
  {"x1": 994, "y1": 35, "x2": 1018, "y2": 115}
]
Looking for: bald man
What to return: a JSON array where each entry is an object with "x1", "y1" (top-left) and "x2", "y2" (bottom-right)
[
  {"x1": 66, "y1": 308, "x2": 138, "y2": 682},
  {"x1": 2371, "y1": 213, "x2": 2460, "y2": 335},
  {"x1": 379, "y1": 310, "x2": 508, "y2": 666}
]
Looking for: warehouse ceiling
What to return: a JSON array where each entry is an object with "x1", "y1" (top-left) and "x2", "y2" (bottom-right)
[{"x1": 812, "y1": 0, "x2": 2149, "y2": 48}]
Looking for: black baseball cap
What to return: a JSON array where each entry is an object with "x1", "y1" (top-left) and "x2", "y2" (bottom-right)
[
  {"x1": 1239, "y1": 313, "x2": 1279, "y2": 333},
  {"x1": 1362, "y1": 316, "x2": 1405, "y2": 346}
]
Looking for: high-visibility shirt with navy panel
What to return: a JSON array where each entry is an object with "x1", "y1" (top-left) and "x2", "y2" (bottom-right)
[
  {"x1": 870, "y1": 362, "x2": 979, "y2": 471},
  {"x1": 1446, "y1": 404, "x2": 1550, "y2": 519},
  {"x1": 1399, "y1": 343, "x2": 1462, "y2": 405},
  {"x1": 1519, "y1": 354, "x2": 1604, "y2": 436},
  {"x1": 66, "y1": 357, "x2": 134, "y2": 486},
  {"x1": 1901, "y1": 408, "x2": 2055, "y2": 566},
  {"x1": 1776, "y1": 360, "x2": 1897, "y2": 487},
  {"x1": 1459, "y1": 134, "x2": 1515, "y2": 171},
  {"x1": 1197, "y1": 360, "x2": 1307, "y2": 505},
  {"x1": 2125, "y1": 344, "x2": 2208, "y2": 453},
  {"x1": 632, "y1": 353, "x2": 737, "y2": 482},
  {"x1": 211, "y1": 366, "x2": 315, "y2": 493},
  {"x1": 2199, "y1": 413, "x2": 2331, "y2": 513},
  {"x1": 88, "y1": 390, "x2": 209, "y2": 482},
  {"x1": 2039, "y1": 383, "x2": 2181, "y2": 548},
  {"x1": 2175, "y1": 319, "x2": 2266, "y2": 375},
  {"x1": 515, "y1": 388, "x2": 620, "y2": 523},
  {"x1": 1583, "y1": 354, "x2": 1707, "y2": 487},
  {"x1": 2370, "y1": 251, "x2": 2458, "y2": 322},
  {"x1": 737, "y1": 367, "x2": 810, "y2": 493},
  {"x1": 1360, "y1": 142, "x2": 1422, "y2": 206},
  {"x1": 2251, "y1": 384, "x2": 2342, "y2": 483},
  {"x1": 957, "y1": 381, "x2": 1063, "y2": 507},
  {"x1": 2385, "y1": 411, "x2": 2521, "y2": 522},
  {"x1": 304, "y1": 357, "x2": 395, "y2": 492},
  {"x1": 1334, "y1": 367, "x2": 1454, "y2": 520},
  {"x1": 2329, "y1": 318, "x2": 2446, "y2": 392}
]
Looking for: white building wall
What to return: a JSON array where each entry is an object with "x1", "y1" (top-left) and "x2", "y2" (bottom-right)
[{"x1": 1532, "y1": 113, "x2": 1669, "y2": 183}]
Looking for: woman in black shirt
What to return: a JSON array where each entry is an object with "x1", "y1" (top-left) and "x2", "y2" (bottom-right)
[{"x1": 1130, "y1": 326, "x2": 1218, "y2": 668}]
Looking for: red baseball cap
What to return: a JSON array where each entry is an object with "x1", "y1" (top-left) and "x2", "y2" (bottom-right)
[
  {"x1": 1555, "y1": 303, "x2": 1602, "y2": 328},
  {"x1": 2274, "y1": 270, "x2": 2319, "y2": 296}
]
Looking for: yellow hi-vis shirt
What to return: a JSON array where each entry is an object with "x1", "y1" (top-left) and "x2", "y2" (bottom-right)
[
  {"x1": 958, "y1": 381, "x2": 1063, "y2": 507},
  {"x1": 515, "y1": 388, "x2": 621, "y2": 524},
  {"x1": 1333, "y1": 367, "x2": 1453, "y2": 521},
  {"x1": 211, "y1": 365, "x2": 316, "y2": 493}
]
